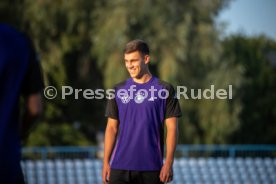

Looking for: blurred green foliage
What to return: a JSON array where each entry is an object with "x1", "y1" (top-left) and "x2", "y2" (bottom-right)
[
  {"x1": 1, "y1": 0, "x2": 275, "y2": 145},
  {"x1": 223, "y1": 35, "x2": 276, "y2": 144}
]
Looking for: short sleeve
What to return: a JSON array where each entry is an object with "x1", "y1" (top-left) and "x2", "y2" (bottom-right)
[
  {"x1": 105, "y1": 96, "x2": 119, "y2": 120},
  {"x1": 21, "y1": 37, "x2": 44, "y2": 96},
  {"x1": 165, "y1": 84, "x2": 182, "y2": 119}
]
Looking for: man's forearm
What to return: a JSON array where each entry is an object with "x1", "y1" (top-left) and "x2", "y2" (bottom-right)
[
  {"x1": 165, "y1": 128, "x2": 177, "y2": 166},
  {"x1": 164, "y1": 118, "x2": 178, "y2": 166},
  {"x1": 21, "y1": 94, "x2": 43, "y2": 141},
  {"x1": 20, "y1": 111, "x2": 37, "y2": 141},
  {"x1": 103, "y1": 127, "x2": 117, "y2": 164}
]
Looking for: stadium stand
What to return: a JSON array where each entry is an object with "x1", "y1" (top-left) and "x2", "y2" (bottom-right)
[{"x1": 21, "y1": 145, "x2": 276, "y2": 184}]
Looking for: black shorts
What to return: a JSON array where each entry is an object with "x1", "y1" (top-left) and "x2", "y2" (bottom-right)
[{"x1": 109, "y1": 169, "x2": 164, "y2": 184}]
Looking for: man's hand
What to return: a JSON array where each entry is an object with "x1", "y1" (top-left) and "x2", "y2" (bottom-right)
[
  {"x1": 160, "y1": 117, "x2": 178, "y2": 183},
  {"x1": 21, "y1": 93, "x2": 43, "y2": 142},
  {"x1": 159, "y1": 163, "x2": 173, "y2": 183},
  {"x1": 102, "y1": 162, "x2": 111, "y2": 184}
]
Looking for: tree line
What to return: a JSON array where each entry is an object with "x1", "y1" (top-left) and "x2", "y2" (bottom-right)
[{"x1": 1, "y1": 0, "x2": 275, "y2": 145}]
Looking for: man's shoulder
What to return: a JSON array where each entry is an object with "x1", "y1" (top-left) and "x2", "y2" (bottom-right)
[
  {"x1": 155, "y1": 78, "x2": 174, "y2": 90},
  {"x1": 113, "y1": 79, "x2": 131, "y2": 89},
  {"x1": 0, "y1": 24, "x2": 27, "y2": 41}
]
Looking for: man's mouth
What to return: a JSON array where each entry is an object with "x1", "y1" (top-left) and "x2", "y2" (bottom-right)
[{"x1": 129, "y1": 68, "x2": 136, "y2": 74}]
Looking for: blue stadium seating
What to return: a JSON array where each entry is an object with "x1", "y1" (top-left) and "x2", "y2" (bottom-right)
[{"x1": 21, "y1": 157, "x2": 276, "y2": 184}]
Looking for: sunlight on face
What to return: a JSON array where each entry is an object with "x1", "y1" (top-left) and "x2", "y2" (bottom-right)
[{"x1": 124, "y1": 51, "x2": 148, "y2": 79}]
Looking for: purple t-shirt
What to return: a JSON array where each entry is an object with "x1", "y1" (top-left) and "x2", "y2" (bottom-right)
[{"x1": 105, "y1": 76, "x2": 181, "y2": 171}]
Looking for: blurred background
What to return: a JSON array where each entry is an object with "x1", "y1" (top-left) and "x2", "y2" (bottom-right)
[
  {"x1": 1, "y1": 0, "x2": 276, "y2": 145},
  {"x1": 1, "y1": 0, "x2": 276, "y2": 183}
]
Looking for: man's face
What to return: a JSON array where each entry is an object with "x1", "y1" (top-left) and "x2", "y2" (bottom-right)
[{"x1": 124, "y1": 51, "x2": 149, "y2": 79}]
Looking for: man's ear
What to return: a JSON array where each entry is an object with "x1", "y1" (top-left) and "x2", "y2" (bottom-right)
[{"x1": 144, "y1": 55, "x2": 150, "y2": 64}]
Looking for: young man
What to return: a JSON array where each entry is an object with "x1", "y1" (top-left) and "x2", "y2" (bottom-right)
[
  {"x1": 0, "y1": 24, "x2": 44, "y2": 184},
  {"x1": 102, "y1": 39, "x2": 181, "y2": 184}
]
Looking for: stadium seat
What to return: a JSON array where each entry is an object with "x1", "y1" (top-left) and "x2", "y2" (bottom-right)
[{"x1": 20, "y1": 157, "x2": 276, "y2": 184}]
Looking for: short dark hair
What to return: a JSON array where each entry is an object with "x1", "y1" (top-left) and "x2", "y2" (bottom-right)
[{"x1": 124, "y1": 39, "x2": 150, "y2": 55}]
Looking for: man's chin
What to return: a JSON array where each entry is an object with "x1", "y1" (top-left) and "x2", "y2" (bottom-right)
[{"x1": 129, "y1": 73, "x2": 137, "y2": 78}]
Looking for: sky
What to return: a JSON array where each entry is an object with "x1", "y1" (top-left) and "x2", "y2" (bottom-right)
[{"x1": 217, "y1": 0, "x2": 276, "y2": 40}]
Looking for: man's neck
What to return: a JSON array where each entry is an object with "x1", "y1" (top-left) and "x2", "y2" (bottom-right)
[{"x1": 132, "y1": 73, "x2": 152, "y2": 84}]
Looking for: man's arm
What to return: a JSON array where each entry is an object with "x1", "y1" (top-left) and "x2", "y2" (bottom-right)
[
  {"x1": 21, "y1": 93, "x2": 43, "y2": 141},
  {"x1": 102, "y1": 118, "x2": 119, "y2": 184},
  {"x1": 160, "y1": 117, "x2": 178, "y2": 183},
  {"x1": 20, "y1": 36, "x2": 44, "y2": 141}
]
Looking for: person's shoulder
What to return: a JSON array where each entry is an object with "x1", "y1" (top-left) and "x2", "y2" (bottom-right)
[
  {"x1": 113, "y1": 78, "x2": 131, "y2": 90},
  {"x1": 0, "y1": 24, "x2": 14, "y2": 33},
  {"x1": 155, "y1": 78, "x2": 174, "y2": 90},
  {"x1": 0, "y1": 24, "x2": 25, "y2": 38},
  {"x1": 0, "y1": 24, "x2": 30, "y2": 47}
]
